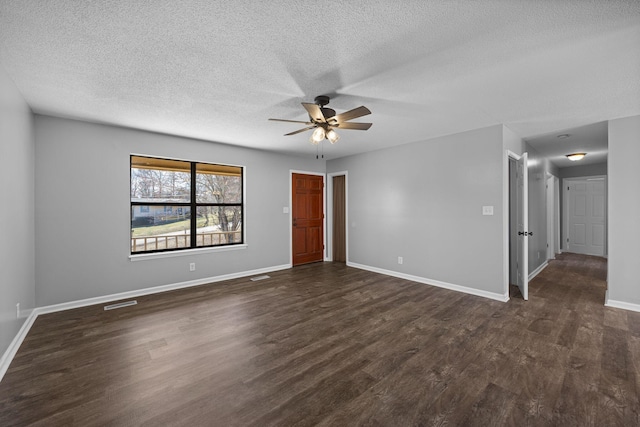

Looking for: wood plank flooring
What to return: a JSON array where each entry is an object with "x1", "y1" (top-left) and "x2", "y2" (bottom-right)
[{"x1": 1, "y1": 253, "x2": 638, "y2": 426}]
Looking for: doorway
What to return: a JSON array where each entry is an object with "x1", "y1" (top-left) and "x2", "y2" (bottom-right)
[
  {"x1": 507, "y1": 151, "x2": 529, "y2": 300},
  {"x1": 330, "y1": 174, "x2": 347, "y2": 262},
  {"x1": 563, "y1": 176, "x2": 607, "y2": 257},
  {"x1": 291, "y1": 172, "x2": 324, "y2": 266}
]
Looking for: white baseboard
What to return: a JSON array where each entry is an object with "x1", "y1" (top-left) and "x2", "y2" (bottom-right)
[
  {"x1": 0, "y1": 263, "x2": 290, "y2": 383},
  {"x1": 0, "y1": 311, "x2": 38, "y2": 383},
  {"x1": 35, "y1": 264, "x2": 291, "y2": 315},
  {"x1": 528, "y1": 261, "x2": 548, "y2": 281},
  {"x1": 347, "y1": 262, "x2": 509, "y2": 302},
  {"x1": 605, "y1": 296, "x2": 640, "y2": 313}
]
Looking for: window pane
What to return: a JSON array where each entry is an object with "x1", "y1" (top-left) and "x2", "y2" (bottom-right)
[
  {"x1": 196, "y1": 206, "x2": 242, "y2": 246},
  {"x1": 130, "y1": 156, "x2": 244, "y2": 254},
  {"x1": 195, "y1": 164, "x2": 242, "y2": 203},
  {"x1": 131, "y1": 156, "x2": 191, "y2": 202},
  {"x1": 131, "y1": 205, "x2": 191, "y2": 252}
]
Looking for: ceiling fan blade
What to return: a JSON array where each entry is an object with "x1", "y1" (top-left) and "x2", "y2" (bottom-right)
[
  {"x1": 334, "y1": 122, "x2": 372, "y2": 131},
  {"x1": 331, "y1": 106, "x2": 371, "y2": 123},
  {"x1": 302, "y1": 103, "x2": 326, "y2": 123},
  {"x1": 269, "y1": 118, "x2": 312, "y2": 124},
  {"x1": 284, "y1": 126, "x2": 316, "y2": 136}
]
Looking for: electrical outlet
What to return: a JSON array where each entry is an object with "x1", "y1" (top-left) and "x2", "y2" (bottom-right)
[
  {"x1": 398, "y1": 256, "x2": 403, "y2": 265},
  {"x1": 189, "y1": 262, "x2": 196, "y2": 272},
  {"x1": 16, "y1": 303, "x2": 20, "y2": 318}
]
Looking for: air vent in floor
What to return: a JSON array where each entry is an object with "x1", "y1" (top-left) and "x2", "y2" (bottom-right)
[{"x1": 104, "y1": 300, "x2": 138, "y2": 311}]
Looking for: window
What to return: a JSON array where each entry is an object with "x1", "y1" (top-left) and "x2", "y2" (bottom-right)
[{"x1": 130, "y1": 155, "x2": 243, "y2": 254}]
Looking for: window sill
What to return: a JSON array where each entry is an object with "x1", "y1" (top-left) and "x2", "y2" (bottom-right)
[{"x1": 129, "y1": 244, "x2": 248, "y2": 262}]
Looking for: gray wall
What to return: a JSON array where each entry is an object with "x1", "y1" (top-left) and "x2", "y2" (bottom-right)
[
  {"x1": 0, "y1": 66, "x2": 35, "y2": 356},
  {"x1": 559, "y1": 162, "x2": 607, "y2": 179},
  {"x1": 503, "y1": 126, "x2": 524, "y2": 156},
  {"x1": 608, "y1": 115, "x2": 640, "y2": 305},
  {"x1": 34, "y1": 116, "x2": 324, "y2": 306},
  {"x1": 327, "y1": 125, "x2": 506, "y2": 296}
]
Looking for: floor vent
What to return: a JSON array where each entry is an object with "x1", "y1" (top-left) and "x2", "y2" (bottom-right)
[
  {"x1": 104, "y1": 300, "x2": 138, "y2": 311},
  {"x1": 250, "y1": 275, "x2": 271, "y2": 281}
]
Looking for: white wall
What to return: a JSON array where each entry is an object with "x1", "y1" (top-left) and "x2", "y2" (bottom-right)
[
  {"x1": 327, "y1": 125, "x2": 506, "y2": 298},
  {"x1": 34, "y1": 116, "x2": 324, "y2": 306},
  {"x1": 608, "y1": 115, "x2": 640, "y2": 307},
  {"x1": 0, "y1": 66, "x2": 35, "y2": 356}
]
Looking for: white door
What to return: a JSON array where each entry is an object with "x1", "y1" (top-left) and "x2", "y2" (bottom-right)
[
  {"x1": 546, "y1": 175, "x2": 555, "y2": 260},
  {"x1": 516, "y1": 153, "x2": 529, "y2": 300},
  {"x1": 567, "y1": 178, "x2": 606, "y2": 256}
]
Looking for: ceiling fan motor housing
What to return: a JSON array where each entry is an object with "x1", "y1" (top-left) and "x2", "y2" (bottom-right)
[
  {"x1": 314, "y1": 95, "x2": 330, "y2": 107},
  {"x1": 320, "y1": 108, "x2": 336, "y2": 120}
]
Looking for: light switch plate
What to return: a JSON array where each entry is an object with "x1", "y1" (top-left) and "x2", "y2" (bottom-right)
[
  {"x1": 283, "y1": 207, "x2": 289, "y2": 214},
  {"x1": 482, "y1": 206, "x2": 494, "y2": 215}
]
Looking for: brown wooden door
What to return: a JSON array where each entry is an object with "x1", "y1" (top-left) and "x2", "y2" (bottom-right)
[{"x1": 292, "y1": 173, "x2": 324, "y2": 266}]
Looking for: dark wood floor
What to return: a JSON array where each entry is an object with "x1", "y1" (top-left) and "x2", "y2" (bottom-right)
[{"x1": 1, "y1": 253, "x2": 638, "y2": 426}]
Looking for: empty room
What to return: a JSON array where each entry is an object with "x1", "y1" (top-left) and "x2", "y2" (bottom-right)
[{"x1": 1, "y1": 1, "x2": 639, "y2": 425}]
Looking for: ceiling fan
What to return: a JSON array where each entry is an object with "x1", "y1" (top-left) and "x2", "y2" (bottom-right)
[{"x1": 269, "y1": 95, "x2": 372, "y2": 144}]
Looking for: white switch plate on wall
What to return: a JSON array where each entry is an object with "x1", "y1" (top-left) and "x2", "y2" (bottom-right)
[{"x1": 482, "y1": 206, "x2": 494, "y2": 215}]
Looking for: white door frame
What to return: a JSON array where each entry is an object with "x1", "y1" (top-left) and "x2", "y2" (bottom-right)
[
  {"x1": 546, "y1": 173, "x2": 559, "y2": 260},
  {"x1": 554, "y1": 176, "x2": 561, "y2": 255},
  {"x1": 504, "y1": 150, "x2": 529, "y2": 300},
  {"x1": 563, "y1": 175, "x2": 607, "y2": 257},
  {"x1": 326, "y1": 171, "x2": 348, "y2": 262},
  {"x1": 289, "y1": 170, "x2": 327, "y2": 266}
]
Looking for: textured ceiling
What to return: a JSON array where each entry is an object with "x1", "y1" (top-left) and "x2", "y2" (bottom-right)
[{"x1": 1, "y1": 0, "x2": 639, "y2": 160}]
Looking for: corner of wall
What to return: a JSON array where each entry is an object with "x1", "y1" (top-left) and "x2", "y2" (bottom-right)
[
  {"x1": 502, "y1": 125, "x2": 524, "y2": 155},
  {"x1": 0, "y1": 62, "x2": 36, "y2": 363}
]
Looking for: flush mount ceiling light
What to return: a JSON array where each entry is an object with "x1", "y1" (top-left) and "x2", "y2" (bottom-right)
[
  {"x1": 557, "y1": 134, "x2": 571, "y2": 139},
  {"x1": 566, "y1": 152, "x2": 586, "y2": 161}
]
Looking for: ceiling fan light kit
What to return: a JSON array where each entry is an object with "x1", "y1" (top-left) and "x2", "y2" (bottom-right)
[
  {"x1": 310, "y1": 127, "x2": 326, "y2": 144},
  {"x1": 270, "y1": 95, "x2": 371, "y2": 148},
  {"x1": 326, "y1": 129, "x2": 339, "y2": 144}
]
